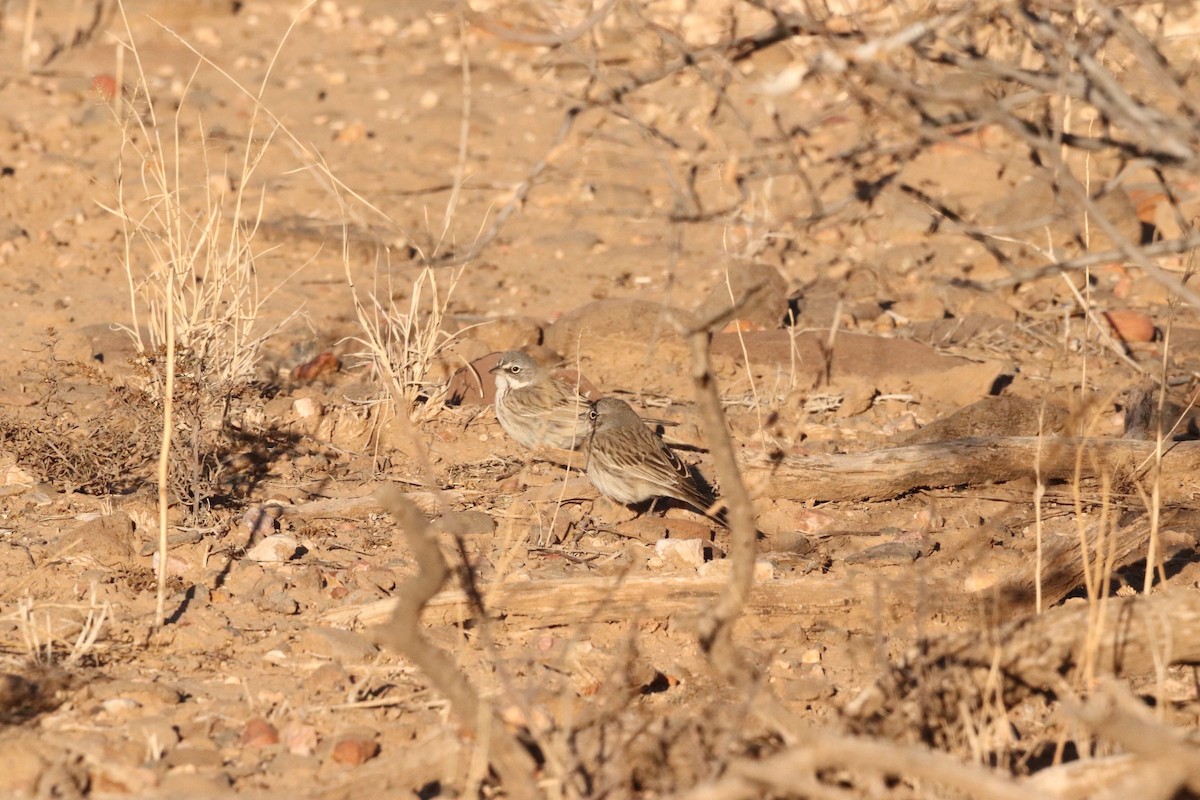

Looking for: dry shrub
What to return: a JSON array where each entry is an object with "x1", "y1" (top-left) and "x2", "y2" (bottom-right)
[
  {"x1": 0, "y1": 332, "x2": 296, "y2": 516},
  {"x1": 0, "y1": 335, "x2": 158, "y2": 495},
  {"x1": 346, "y1": 262, "x2": 465, "y2": 423},
  {"x1": 95, "y1": 13, "x2": 303, "y2": 523}
]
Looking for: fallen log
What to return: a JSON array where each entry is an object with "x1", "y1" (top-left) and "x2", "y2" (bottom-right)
[
  {"x1": 322, "y1": 571, "x2": 865, "y2": 630},
  {"x1": 744, "y1": 436, "x2": 1200, "y2": 503}
]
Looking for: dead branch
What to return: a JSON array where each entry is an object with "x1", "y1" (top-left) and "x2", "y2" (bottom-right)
[
  {"x1": 745, "y1": 437, "x2": 1200, "y2": 504},
  {"x1": 1064, "y1": 679, "x2": 1200, "y2": 798},
  {"x1": 324, "y1": 572, "x2": 861, "y2": 631},
  {"x1": 371, "y1": 487, "x2": 541, "y2": 800},
  {"x1": 674, "y1": 728, "x2": 1029, "y2": 800},
  {"x1": 848, "y1": 583, "x2": 1200, "y2": 743},
  {"x1": 987, "y1": 514, "x2": 1167, "y2": 616},
  {"x1": 687, "y1": 329, "x2": 760, "y2": 679},
  {"x1": 682, "y1": 680, "x2": 1200, "y2": 800}
]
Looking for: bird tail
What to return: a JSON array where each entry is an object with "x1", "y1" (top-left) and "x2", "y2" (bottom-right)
[{"x1": 681, "y1": 481, "x2": 728, "y2": 528}]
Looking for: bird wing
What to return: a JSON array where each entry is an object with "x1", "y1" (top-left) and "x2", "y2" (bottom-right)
[{"x1": 623, "y1": 427, "x2": 714, "y2": 503}]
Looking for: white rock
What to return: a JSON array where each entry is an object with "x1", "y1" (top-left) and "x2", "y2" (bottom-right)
[
  {"x1": 245, "y1": 534, "x2": 300, "y2": 563},
  {"x1": 697, "y1": 559, "x2": 775, "y2": 582},
  {"x1": 101, "y1": 698, "x2": 141, "y2": 714},
  {"x1": 293, "y1": 397, "x2": 323, "y2": 418},
  {"x1": 151, "y1": 551, "x2": 189, "y2": 578},
  {"x1": 2, "y1": 458, "x2": 37, "y2": 488},
  {"x1": 653, "y1": 538, "x2": 704, "y2": 568}
]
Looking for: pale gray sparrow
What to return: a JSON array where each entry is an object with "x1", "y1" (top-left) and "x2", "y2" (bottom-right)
[{"x1": 490, "y1": 350, "x2": 590, "y2": 450}]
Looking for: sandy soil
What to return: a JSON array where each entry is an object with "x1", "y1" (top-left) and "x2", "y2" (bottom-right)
[{"x1": 2, "y1": 1, "x2": 1200, "y2": 798}]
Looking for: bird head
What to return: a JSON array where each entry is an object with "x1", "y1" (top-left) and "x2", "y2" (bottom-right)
[
  {"x1": 489, "y1": 350, "x2": 543, "y2": 391},
  {"x1": 589, "y1": 397, "x2": 642, "y2": 433}
]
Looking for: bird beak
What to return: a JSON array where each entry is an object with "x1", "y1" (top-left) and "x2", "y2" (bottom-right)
[{"x1": 487, "y1": 364, "x2": 502, "y2": 374}]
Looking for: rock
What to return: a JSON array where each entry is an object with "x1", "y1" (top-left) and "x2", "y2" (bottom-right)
[
  {"x1": 151, "y1": 551, "x2": 189, "y2": 579},
  {"x1": 256, "y1": 590, "x2": 300, "y2": 615},
  {"x1": 895, "y1": 396, "x2": 1069, "y2": 445},
  {"x1": 445, "y1": 352, "x2": 501, "y2": 406},
  {"x1": 359, "y1": 567, "x2": 396, "y2": 593},
  {"x1": 845, "y1": 541, "x2": 922, "y2": 565},
  {"x1": 756, "y1": 501, "x2": 834, "y2": 538},
  {"x1": 543, "y1": 299, "x2": 695, "y2": 395},
  {"x1": 161, "y1": 745, "x2": 225, "y2": 770},
  {"x1": 982, "y1": 176, "x2": 1140, "y2": 258},
  {"x1": 759, "y1": 531, "x2": 818, "y2": 557},
  {"x1": 694, "y1": 262, "x2": 788, "y2": 330},
  {"x1": 432, "y1": 509, "x2": 496, "y2": 537},
  {"x1": 242, "y1": 505, "x2": 281, "y2": 542},
  {"x1": 791, "y1": 671, "x2": 833, "y2": 701},
  {"x1": 156, "y1": 769, "x2": 231, "y2": 797},
  {"x1": 697, "y1": 560, "x2": 775, "y2": 581},
  {"x1": 426, "y1": 338, "x2": 492, "y2": 387},
  {"x1": 293, "y1": 397, "x2": 324, "y2": 418},
  {"x1": 265, "y1": 751, "x2": 319, "y2": 779},
  {"x1": 59, "y1": 323, "x2": 144, "y2": 373},
  {"x1": 240, "y1": 718, "x2": 280, "y2": 749},
  {"x1": 294, "y1": 627, "x2": 379, "y2": 662},
  {"x1": 0, "y1": 453, "x2": 38, "y2": 493},
  {"x1": 244, "y1": 534, "x2": 300, "y2": 563},
  {"x1": 652, "y1": 538, "x2": 705, "y2": 569},
  {"x1": 281, "y1": 722, "x2": 319, "y2": 757},
  {"x1": 1103, "y1": 309, "x2": 1156, "y2": 344},
  {"x1": 67, "y1": 513, "x2": 136, "y2": 569},
  {"x1": 709, "y1": 330, "x2": 1006, "y2": 409},
  {"x1": 308, "y1": 663, "x2": 352, "y2": 693},
  {"x1": 127, "y1": 716, "x2": 180, "y2": 752},
  {"x1": 833, "y1": 377, "x2": 877, "y2": 418},
  {"x1": 87, "y1": 679, "x2": 183, "y2": 709},
  {"x1": 290, "y1": 352, "x2": 340, "y2": 382},
  {"x1": 331, "y1": 737, "x2": 379, "y2": 766},
  {"x1": 451, "y1": 315, "x2": 542, "y2": 352},
  {"x1": 1123, "y1": 383, "x2": 1200, "y2": 440},
  {"x1": 909, "y1": 314, "x2": 1016, "y2": 347},
  {"x1": 889, "y1": 292, "x2": 946, "y2": 323},
  {"x1": 0, "y1": 737, "x2": 49, "y2": 796}
]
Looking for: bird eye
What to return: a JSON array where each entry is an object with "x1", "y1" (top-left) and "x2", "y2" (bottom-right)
[
  {"x1": 589, "y1": 408, "x2": 598, "y2": 420},
  {"x1": 508, "y1": 365, "x2": 521, "y2": 374}
]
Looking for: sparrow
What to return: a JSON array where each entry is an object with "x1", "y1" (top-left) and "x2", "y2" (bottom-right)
[
  {"x1": 585, "y1": 396, "x2": 725, "y2": 525},
  {"x1": 490, "y1": 350, "x2": 590, "y2": 450}
]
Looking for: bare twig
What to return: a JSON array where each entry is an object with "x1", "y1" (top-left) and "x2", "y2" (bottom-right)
[
  {"x1": 848, "y1": 583, "x2": 1200, "y2": 741},
  {"x1": 1067, "y1": 680, "x2": 1200, "y2": 796},
  {"x1": 674, "y1": 731, "x2": 1030, "y2": 800},
  {"x1": 371, "y1": 488, "x2": 541, "y2": 800},
  {"x1": 684, "y1": 322, "x2": 758, "y2": 681}
]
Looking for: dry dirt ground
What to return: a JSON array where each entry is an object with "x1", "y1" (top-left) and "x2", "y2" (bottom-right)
[{"x1": 3, "y1": 1, "x2": 1200, "y2": 798}]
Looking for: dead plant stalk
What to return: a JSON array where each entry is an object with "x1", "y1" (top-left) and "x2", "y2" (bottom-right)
[{"x1": 106, "y1": 0, "x2": 307, "y2": 620}]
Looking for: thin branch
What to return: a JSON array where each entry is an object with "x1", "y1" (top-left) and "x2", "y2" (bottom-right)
[{"x1": 372, "y1": 488, "x2": 541, "y2": 800}]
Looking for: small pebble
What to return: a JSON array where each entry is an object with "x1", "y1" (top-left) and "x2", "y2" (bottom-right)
[
  {"x1": 331, "y1": 737, "x2": 379, "y2": 766},
  {"x1": 1103, "y1": 309, "x2": 1156, "y2": 343},
  {"x1": 282, "y1": 722, "x2": 319, "y2": 757},
  {"x1": 240, "y1": 718, "x2": 280, "y2": 749}
]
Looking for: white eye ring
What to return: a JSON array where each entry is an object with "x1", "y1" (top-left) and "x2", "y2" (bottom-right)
[{"x1": 508, "y1": 365, "x2": 521, "y2": 373}]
